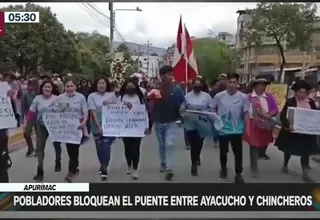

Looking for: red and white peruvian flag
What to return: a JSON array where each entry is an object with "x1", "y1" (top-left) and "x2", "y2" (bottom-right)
[
  {"x1": 172, "y1": 15, "x2": 187, "y2": 83},
  {"x1": 184, "y1": 24, "x2": 198, "y2": 82}
]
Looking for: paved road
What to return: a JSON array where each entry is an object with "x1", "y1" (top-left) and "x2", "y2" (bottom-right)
[
  {"x1": 9, "y1": 128, "x2": 319, "y2": 183},
  {"x1": 4, "y1": 128, "x2": 320, "y2": 218}
]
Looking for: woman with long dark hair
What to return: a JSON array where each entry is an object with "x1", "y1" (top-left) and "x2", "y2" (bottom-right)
[
  {"x1": 87, "y1": 76, "x2": 117, "y2": 180},
  {"x1": 118, "y1": 78, "x2": 152, "y2": 179},
  {"x1": 26, "y1": 80, "x2": 61, "y2": 182}
]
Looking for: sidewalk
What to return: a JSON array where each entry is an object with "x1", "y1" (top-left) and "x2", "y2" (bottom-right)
[{"x1": 8, "y1": 127, "x2": 25, "y2": 146}]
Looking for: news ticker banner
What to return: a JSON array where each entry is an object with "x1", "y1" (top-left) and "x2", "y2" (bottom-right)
[{"x1": 0, "y1": 183, "x2": 319, "y2": 211}]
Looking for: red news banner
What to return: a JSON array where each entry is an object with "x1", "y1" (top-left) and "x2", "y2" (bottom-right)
[{"x1": 0, "y1": 11, "x2": 4, "y2": 37}]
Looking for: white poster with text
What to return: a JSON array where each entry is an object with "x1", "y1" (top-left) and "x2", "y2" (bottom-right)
[
  {"x1": 43, "y1": 112, "x2": 82, "y2": 144},
  {"x1": 289, "y1": 107, "x2": 320, "y2": 135},
  {"x1": 102, "y1": 104, "x2": 147, "y2": 137},
  {"x1": 0, "y1": 82, "x2": 17, "y2": 129}
]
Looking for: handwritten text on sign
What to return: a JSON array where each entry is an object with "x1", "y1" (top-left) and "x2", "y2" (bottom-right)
[
  {"x1": 43, "y1": 112, "x2": 82, "y2": 144},
  {"x1": 0, "y1": 82, "x2": 16, "y2": 129},
  {"x1": 288, "y1": 107, "x2": 320, "y2": 135},
  {"x1": 102, "y1": 104, "x2": 147, "y2": 137}
]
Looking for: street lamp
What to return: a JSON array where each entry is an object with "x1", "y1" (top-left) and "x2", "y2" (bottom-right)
[
  {"x1": 109, "y1": 4, "x2": 142, "y2": 75},
  {"x1": 114, "y1": 7, "x2": 142, "y2": 13}
]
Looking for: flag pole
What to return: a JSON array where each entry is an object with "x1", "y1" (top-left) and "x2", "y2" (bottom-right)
[{"x1": 184, "y1": 23, "x2": 188, "y2": 94}]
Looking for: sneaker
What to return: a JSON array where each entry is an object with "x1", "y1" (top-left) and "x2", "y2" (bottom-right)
[
  {"x1": 100, "y1": 169, "x2": 108, "y2": 181},
  {"x1": 234, "y1": 174, "x2": 244, "y2": 183},
  {"x1": 191, "y1": 164, "x2": 198, "y2": 176},
  {"x1": 126, "y1": 167, "x2": 132, "y2": 175},
  {"x1": 160, "y1": 163, "x2": 166, "y2": 172},
  {"x1": 220, "y1": 168, "x2": 227, "y2": 179},
  {"x1": 131, "y1": 170, "x2": 139, "y2": 180},
  {"x1": 26, "y1": 149, "x2": 34, "y2": 157},
  {"x1": 99, "y1": 167, "x2": 102, "y2": 174},
  {"x1": 55, "y1": 161, "x2": 61, "y2": 172},
  {"x1": 64, "y1": 172, "x2": 74, "y2": 183},
  {"x1": 165, "y1": 169, "x2": 173, "y2": 181},
  {"x1": 33, "y1": 166, "x2": 44, "y2": 182}
]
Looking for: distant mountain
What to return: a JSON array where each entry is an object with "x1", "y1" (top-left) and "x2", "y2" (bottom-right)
[{"x1": 113, "y1": 41, "x2": 166, "y2": 56}]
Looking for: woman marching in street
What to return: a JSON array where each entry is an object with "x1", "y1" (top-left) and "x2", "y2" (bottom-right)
[
  {"x1": 26, "y1": 81, "x2": 61, "y2": 182},
  {"x1": 274, "y1": 80, "x2": 320, "y2": 182},
  {"x1": 55, "y1": 77, "x2": 89, "y2": 182},
  {"x1": 118, "y1": 78, "x2": 152, "y2": 180},
  {"x1": 183, "y1": 78, "x2": 213, "y2": 176},
  {"x1": 87, "y1": 77, "x2": 117, "y2": 180},
  {"x1": 243, "y1": 77, "x2": 278, "y2": 178}
]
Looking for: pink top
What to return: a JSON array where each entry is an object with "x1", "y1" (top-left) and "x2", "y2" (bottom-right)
[{"x1": 296, "y1": 98, "x2": 311, "y2": 109}]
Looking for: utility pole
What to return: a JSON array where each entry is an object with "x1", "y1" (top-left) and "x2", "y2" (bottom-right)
[
  {"x1": 137, "y1": 45, "x2": 140, "y2": 72},
  {"x1": 302, "y1": 51, "x2": 307, "y2": 79},
  {"x1": 109, "y1": 2, "x2": 114, "y2": 77},
  {"x1": 146, "y1": 40, "x2": 150, "y2": 75}
]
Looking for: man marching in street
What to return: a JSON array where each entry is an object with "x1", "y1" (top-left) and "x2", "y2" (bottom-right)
[
  {"x1": 149, "y1": 65, "x2": 185, "y2": 181},
  {"x1": 212, "y1": 73, "x2": 249, "y2": 183}
]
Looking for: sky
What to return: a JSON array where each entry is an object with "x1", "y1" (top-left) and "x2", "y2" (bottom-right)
[{"x1": 1, "y1": 2, "x2": 259, "y2": 48}]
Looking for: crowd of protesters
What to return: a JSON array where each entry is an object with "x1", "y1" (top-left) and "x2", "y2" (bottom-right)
[{"x1": 0, "y1": 67, "x2": 319, "y2": 183}]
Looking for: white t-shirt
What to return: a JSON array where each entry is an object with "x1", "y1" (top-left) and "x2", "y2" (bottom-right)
[{"x1": 117, "y1": 94, "x2": 141, "y2": 105}]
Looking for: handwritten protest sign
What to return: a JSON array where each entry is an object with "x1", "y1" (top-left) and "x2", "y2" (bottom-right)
[
  {"x1": 0, "y1": 82, "x2": 17, "y2": 129},
  {"x1": 266, "y1": 84, "x2": 288, "y2": 111},
  {"x1": 288, "y1": 107, "x2": 320, "y2": 135},
  {"x1": 182, "y1": 110, "x2": 223, "y2": 138},
  {"x1": 102, "y1": 104, "x2": 147, "y2": 137},
  {"x1": 43, "y1": 112, "x2": 82, "y2": 144}
]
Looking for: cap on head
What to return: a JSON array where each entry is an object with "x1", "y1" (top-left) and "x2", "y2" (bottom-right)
[
  {"x1": 251, "y1": 78, "x2": 270, "y2": 86},
  {"x1": 291, "y1": 80, "x2": 310, "y2": 92},
  {"x1": 218, "y1": 73, "x2": 227, "y2": 79}
]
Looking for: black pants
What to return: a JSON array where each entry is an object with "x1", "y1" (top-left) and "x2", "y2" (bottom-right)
[
  {"x1": 66, "y1": 143, "x2": 80, "y2": 174},
  {"x1": 218, "y1": 134, "x2": 243, "y2": 175},
  {"x1": 284, "y1": 153, "x2": 309, "y2": 169},
  {"x1": 184, "y1": 129, "x2": 190, "y2": 146},
  {"x1": 187, "y1": 130, "x2": 204, "y2": 165},
  {"x1": 122, "y1": 137, "x2": 142, "y2": 170},
  {"x1": 0, "y1": 130, "x2": 9, "y2": 182}
]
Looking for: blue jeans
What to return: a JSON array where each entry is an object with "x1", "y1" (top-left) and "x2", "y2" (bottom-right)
[
  {"x1": 93, "y1": 136, "x2": 115, "y2": 168},
  {"x1": 154, "y1": 122, "x2": 179, "y2": 170}
]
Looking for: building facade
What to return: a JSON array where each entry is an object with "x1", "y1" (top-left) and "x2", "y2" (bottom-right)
[{"x1": 236, "y1": 10, "x2": 320, "y2": 82}]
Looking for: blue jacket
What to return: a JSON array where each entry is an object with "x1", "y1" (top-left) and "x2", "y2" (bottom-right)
[{"x1": 152, "y1": 85, "x2": 185, "y2": 123}]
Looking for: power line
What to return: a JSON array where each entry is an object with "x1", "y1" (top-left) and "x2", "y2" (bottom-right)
[
  {"x1": 77, "y1": 3, "x2": 109, "y2": 28},
  {"x1": 86, "y1": 3, "x2": 126, "y2": 43},
  {"x1": 81, "y1": 3, "x2": 109, "y2": 27}
]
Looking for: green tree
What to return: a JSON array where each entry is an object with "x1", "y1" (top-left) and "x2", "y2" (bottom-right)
[
  {"x1": 194, "y1": 39, "x2": 236, "y2": 80},
  {"x1": 242, "y1": 3, "x2": 317, "y2": 81},
  {"x1": 116, "y1": 43, "x2": 131, "y2": 60},
  {"x1": 0, "y1": 3, "x2": 78, "y2": 75},
  {"x1": 72, "y1": 31, "x2": 110, "y2": 77}
]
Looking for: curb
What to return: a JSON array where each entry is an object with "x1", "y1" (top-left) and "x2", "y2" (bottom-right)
[{"x1": 8, "y1": 131, "x2": 25, "y2": 147}]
